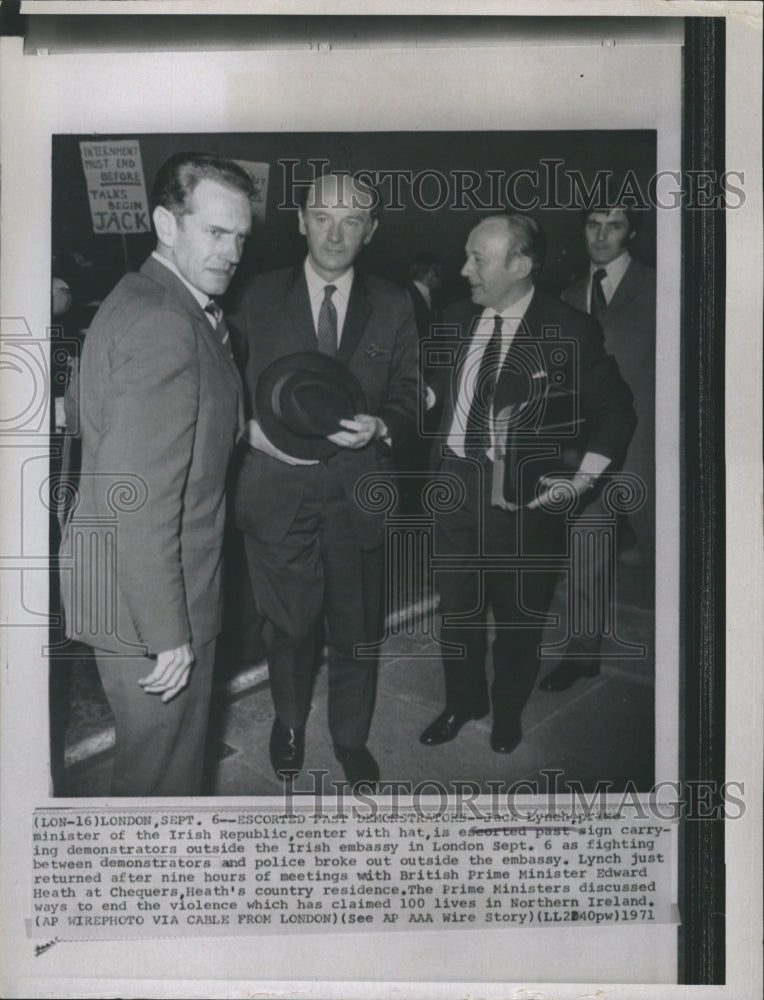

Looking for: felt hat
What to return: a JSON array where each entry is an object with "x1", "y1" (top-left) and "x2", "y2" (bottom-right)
[{"x1": 255, "y1": 351, "x2": 367, "y2": 460}]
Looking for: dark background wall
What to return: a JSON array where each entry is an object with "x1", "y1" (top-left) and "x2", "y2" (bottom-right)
[{"x1": 52, "y1": 129, "x2": 655, "y2": 314}]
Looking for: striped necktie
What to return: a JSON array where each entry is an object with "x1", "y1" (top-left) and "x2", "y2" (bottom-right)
[
  {"x1": 204, "y1": 300, "x2": 232, "y2": 355},
  {"x1": 317, "y1": 284, "x2": 338, "y2": 356}
]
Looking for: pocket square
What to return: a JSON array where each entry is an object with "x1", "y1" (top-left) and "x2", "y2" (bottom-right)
[{"x1": 365, "y1": 343, "x2": 389, "y2": 358}]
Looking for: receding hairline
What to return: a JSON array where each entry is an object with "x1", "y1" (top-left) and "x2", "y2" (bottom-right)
[
  {"x1": 185, "y1": 176, "x2": 254, "y2": 205},
  {"x1": 468, "y1": 215, "x2": 520, "y2": 251},
  {"x1": 150, "y1": 152, "x2": 255, "y2": 215},
  {"x1": 467, "y1": 213, "x2": 545, "y2": 275},
  {"x1": 303, "y1": 173, "x2": 378, "y2": 215}
]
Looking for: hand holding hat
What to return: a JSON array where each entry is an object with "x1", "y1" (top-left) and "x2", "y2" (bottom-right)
[
  {"x1": 327, "y1": 414, "x2": 387, "y2": 450},
  {"x1": 254, "y1": 351, "x2": 371, "y2": 461}
]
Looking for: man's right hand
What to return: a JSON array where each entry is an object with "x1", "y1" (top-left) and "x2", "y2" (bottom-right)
[
  {"x1": 245, "y1": 418, "x2": 319, "y2": 466},
  {"x1": 139, "y1": 642, "x2": 195, "y2": 703}
]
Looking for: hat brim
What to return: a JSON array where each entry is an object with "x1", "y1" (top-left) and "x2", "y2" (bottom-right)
[{"x1": 255, "y1": 351, "x2": 368, "y2": 460}]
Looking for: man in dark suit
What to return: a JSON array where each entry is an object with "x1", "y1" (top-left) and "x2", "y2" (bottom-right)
[
  {"x1": 60, "y1": 153, "x2": 254, "y2": 795},
  {"x1": 419, "y1": 213, "x2": 636, "y2": 754},
  {"x1": 539, "y1": 206, "x2": 655, "y2": 691},
  {"x1": 396, "y1": 252, "x2": 444, "y2": 512},
  {"x1": 406, "y1": 252, "x2": 443, "y2": 338},
  {"x1": 231, "y1": 172, "x2": 418, "y2": 787}
]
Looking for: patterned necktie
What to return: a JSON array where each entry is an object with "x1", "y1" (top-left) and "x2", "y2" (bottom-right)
[
  {"x1": 317, "y1": 284, "x2": 338, "y2": 356},
  {"x1": 590, "y1": 268, "x2": 608, "y2": 323},
  {"x1": 464, "y1": 314, "x2": 504, "y2": 458},
  {"x1": 204, "y1": 300, "x2": 232, "y2": 356}
]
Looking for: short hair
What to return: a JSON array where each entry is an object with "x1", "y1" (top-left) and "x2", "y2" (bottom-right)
[
  {"x1": 408, "y1": 251, "x2": 443, "y2": 282},
  {"x1": 488, "y1": 213, "x2": 546, "y2": 276},
  {"x1": 581, "y1": 205, "x2": 642, "y2": 236},
  {"x1": 298, "y1": 171, "x2": 383, "y2": 221},
  {"x1": 150, "y1": 152, "x2": 255, "y2": 216}
]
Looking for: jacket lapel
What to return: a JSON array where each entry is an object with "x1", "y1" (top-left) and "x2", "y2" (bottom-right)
[
  {"x1": 437, "y1": 304, "x2": 482, "y2": 434},
  {"x1": 337, "y1": 272, "x2": 372, "y2": 364},
  {"x1": 564, "y1": 276, "x2": 588, "y2": 313},
  {"x1": 283, "y1": 267, "x2": 321, "y2": 352},
  {"x1": 141, "y1": 255, "x2": 208, "y2": 325},
  {"x1": 563, "y1": 261, "x2": 641, "y2": 325},
  {"x1": 140, "y1": 255, "x2": 244, "y2": 427},
  {"x1": 603, "y1": 258, "x2": 643, "y2": 324},
  {"x1": 495, "y1": 290, "x2": 545, "y2": 408},
  {"x1": 514, "y1": 288, "x2": 541, "y2": 341}
]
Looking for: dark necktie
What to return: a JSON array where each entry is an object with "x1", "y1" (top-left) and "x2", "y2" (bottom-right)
[
  {"x1": 317, "y1": 284, "x2": 338, "y2": 356},
  {"x1": 204, "y1": 300, "x2": 232, "y2": 356},
  {"x1": 464, "y1": 314, "x2": 504, "y2": 458},
  {"x1": 590, "y1": 268, "x2": 608, "y2": 323}
]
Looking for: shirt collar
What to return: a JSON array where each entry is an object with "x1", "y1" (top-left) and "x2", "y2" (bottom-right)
[
  {"x1": 304, "y1": 256, "x2": 354, "y2": 301},
  {"x1": 151, "y1": 251, "x2": 211, "y2": 311},
  {"x1": 413, "y1": 279, "x2": 432, "y2": 306},
  {"x1": 482, "y1": 285, "x2": 535, "y2": 325},
  {"x1": 590, "y1": 250, "x2": 631, "y2": 285}
]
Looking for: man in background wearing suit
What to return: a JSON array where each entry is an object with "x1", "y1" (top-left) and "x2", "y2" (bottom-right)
[
  {"x1": 419, "y1": 213, "x2": 635, "y2": 754},
  {"x1": 232, "y1": 172, "x2": 418, "y2": 788},
  {"x1": 60, "y1": 152, "x2": 254, "y2": 795},
  {"x1": 406, "y1": 251, "x2": 443, "y2": 338},
  {"x1": 539, "y1": 206, "x2": 655, "y2": 691},
  {"x1": 395, "y1": 252, "x2": 444, "y2": 512}
]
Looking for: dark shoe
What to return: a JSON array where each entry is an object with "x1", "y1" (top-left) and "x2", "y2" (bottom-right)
[
  {"x1": 333, "y1": 744, "x2": 380, "y2": 790},
  {"x1": 419, "y1": 705, "x2": 489, "y2": 746},
  {"x1": 539, "y1": 658, "x2": 601, "y2": 692},
  {"x1": 269, "y1": 718, "x2": 305, "y2": 779},
  {"x1": 490, "y1": 718, "x2": 523, "y2": 754}
]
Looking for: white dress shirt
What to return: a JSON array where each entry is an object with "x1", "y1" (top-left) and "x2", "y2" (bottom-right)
[
  {"x1": 304, "y1": 257, "x2": 354, "y2": 347},
  {"x1": 413, "y1": 279, "x2": 432, "y2": 309},
  {"x1": 587, "y1": 250, "x2": 632, "y2": 311},
  {"x1": 446, "y1": 287, "x2": 535, "y2": 457},
  {"x1": 446, "y1": 287, "x2": 609, "y2": 482}
]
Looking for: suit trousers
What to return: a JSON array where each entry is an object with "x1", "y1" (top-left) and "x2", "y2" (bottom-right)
[
  {"x1": 562, "y1": 481, "x2": 655, "y2": 662},
  {"x1": 435, "y1": 454, "x2": 567, "y2": 725},
  {"x1": 243, "y1": 457, "x2": 384, "y2": 748},
  {"x1": 94, "y1": 638, "x2": 215, "y2": 796}
]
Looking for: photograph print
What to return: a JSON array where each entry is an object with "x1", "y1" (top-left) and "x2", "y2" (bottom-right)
[{"x1": 49, "y1": 128, "x2": 659, "y2": 800}]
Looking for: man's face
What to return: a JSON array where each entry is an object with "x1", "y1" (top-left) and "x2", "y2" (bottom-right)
[
  {"x1": 584, "y1": 209, "x2": 633, "y2": 266},
  {"x1": 461, "y1": 219, "x2": 528, "y2": 312},
  {"x1": 428, "y1": 265, "x2": 443, "y2": 292},
  {"x1": 166, "y1": 178, "x2": 252, "y2": 296},
  {"x1": 298, "y1": 176, "x2": 378, "y2": 282}
]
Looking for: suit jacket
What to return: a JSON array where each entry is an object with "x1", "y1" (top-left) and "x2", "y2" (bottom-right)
[
  {"x1": 406, "y1": 282, "x2": 443, "y2": 410},
  {"x1": 406, "y1": 282, "x2": 439, "y2": 340},
  {"x1": 230, "y1": 265, "x2": 419, "y2": 548},
  {"x1": 433, "y1": 289, "x2": 637, "y2": 506},
  {"x1": 561, "y1": 257, "x2": 655, "y2": 491},
  {"x1": 60, "y1": 256, "x2": 244, "y2": 655},
  {"x1": 561, "y1": 258, "x2": 655, "y2": 413}
]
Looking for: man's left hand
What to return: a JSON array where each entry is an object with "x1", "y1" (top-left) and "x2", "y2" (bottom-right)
[
  {"x1": 139, "y1": 642, "x2": 195, "y2": 703},
  {"x1": 327, "y1": 414, "x2": 386, "y2": 450}
]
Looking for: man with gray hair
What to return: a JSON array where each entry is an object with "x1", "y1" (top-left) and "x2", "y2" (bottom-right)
[
  {"x1": 232, "y1": 172, "x2": 418, "y2": 789},
  {"x1": 419, "y1": 213, "x2": 636, "y2": 756}
]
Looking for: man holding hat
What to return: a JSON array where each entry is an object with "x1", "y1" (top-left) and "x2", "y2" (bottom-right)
[{"x1": 231, "y1": 172, "x2": 418, "y2": 788}]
